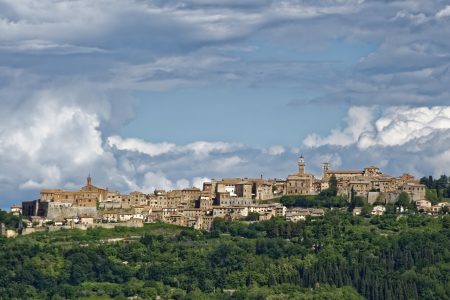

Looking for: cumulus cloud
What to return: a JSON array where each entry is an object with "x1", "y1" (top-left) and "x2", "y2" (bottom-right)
[
  {"x1": 0, "y1": 81, "x2": 295, "y2": 207},
  {"x1": 0, "y1": 97, "x2": 115, "y2": 197},
  {"x1": 358, "y1": 107, "x2": 450, "y2": 149},
  {"x1": 301, "y1": 106, "x2": 450, "y2": 178},
  {"x1": 305, "y1": 106, "x2": 450, "y2": 150},
  {"x1": 304, "y1": 107, "x2": 375, "y2": 148}
]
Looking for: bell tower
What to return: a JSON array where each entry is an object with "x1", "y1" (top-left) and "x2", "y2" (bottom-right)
[
  {"x1": 87, "y1": 174, "x2": 92, "y2": 186},
  {"x1": 322, "y1": 162, "x2": 330, "y2": 178},
  {"x1": 298, "y1": 155, "x2": 305, "y2": 175}
]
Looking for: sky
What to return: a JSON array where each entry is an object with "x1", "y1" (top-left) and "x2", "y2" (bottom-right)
[{"x1": 1, "y1": 0, "x2": 450, "y2": 208}]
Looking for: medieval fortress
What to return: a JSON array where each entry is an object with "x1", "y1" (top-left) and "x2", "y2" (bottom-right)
[{"x1": 15, "y1": 156, "x2": 428, "y2": 232}]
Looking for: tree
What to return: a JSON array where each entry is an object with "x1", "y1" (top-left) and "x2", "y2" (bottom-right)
[
  {"x1": 329, "y1": 174, "x2": 338, "y2": 196},
  {"x1": 428, "y1": 176, "x2": 434, "y2": 189},
  {"x1": 361, "y1": 204, "x2": 373, "y2": 217},
  {"x1": 419, "y1": 176, "x2": 429, "y2": 187},
  {"x1": 425, "y1": 189, "x2": 439, "y2": 205},
  {"x1": 355, "y1": 196, "x2": 366, "y2": 207},
  {"x1": 211, "y1": 217, "x2": 228, "y2": 233},
  {"x1": 396, "y1": 192, "x2": 411, "y2": 211},
  {"x1": 245, "y1": 212, "x2": 260, "y2": 221}
]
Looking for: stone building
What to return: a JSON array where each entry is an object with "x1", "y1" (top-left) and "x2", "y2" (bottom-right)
[
  {"x1": 211, "y1": 178, "x2": 275, "y2": 201},
  {"x1": 23, "y1": 176, "x2": 103, "y2": 220},
  {"x1": 181, "y1": 188, "x2": 201, "y2": 207},
  {"x1": 285, "y1": 155, "x2": 316, "y2": 195},
  {"x1": 166, "y1": 190, "x2": 182, "y2": 207},
  {"x1": 212, "y1": 206, "x2": 249, "y2": 219},
  {"x1": 234, "y1": 181, "x2": 253, "y2": 199},
  {"x1": 216, "y1": 197, "x2": 253, "y2": 207},
  {"x1": 10, "y1": 205, "x2": 22, "y2": 216},
  {"x1": 99, "y1": 191, "x2": 122, "y2": 209}
]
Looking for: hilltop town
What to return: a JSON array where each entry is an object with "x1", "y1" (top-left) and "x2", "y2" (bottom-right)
[{"x1": 5, "y1": 156, "x2": 449, "y2": 236}]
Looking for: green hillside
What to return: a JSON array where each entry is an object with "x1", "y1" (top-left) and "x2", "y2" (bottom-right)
[{"x1": 0, "y1": 211, "x2": 449, "y2": 299}]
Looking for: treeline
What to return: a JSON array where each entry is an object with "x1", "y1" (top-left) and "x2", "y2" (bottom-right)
[
  {"x1": 280, "y1": 194, "x2": 348, "y2": 208},
  {"x1": 420, "y1": 175, "x2": 450, "y2": 202},
  {"x1": 0, "y1": 211, "x2": 448, "y2": 299}
]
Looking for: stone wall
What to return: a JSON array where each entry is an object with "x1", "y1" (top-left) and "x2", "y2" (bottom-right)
[{"x1": 46, "y1": 203, "x2": 97, "y2": 221}]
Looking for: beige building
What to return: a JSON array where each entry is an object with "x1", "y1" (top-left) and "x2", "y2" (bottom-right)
[
  {"x1": 234, "y1": 182, "x2": 253, "y2": 199},
  {"x1": 181, "y1": 188, "x2": 201, "y2": 207},
  {"x1": 323, "y1": 163, "x2": 426, "y2": 202},
  {"x1": 400, "y1": 183, "x2": 426, "y2": 201},
  {"x1": 285, "y1": 156, "x2": 315, "y2": 195},
  {"x1": 213, "y1": 206, "x2": 249, "y2": 219},
  {"x1": 217, "y1": 197, "x2": 253, "y2": 207},
  {"x1": 10, "y1": 205, "x2": 22, "y2": 216},
  {"x1": 166, "y1": 190, "x2": 182, "y2": 207},
  {"x1": 211, "y1": 178, "x2": 275, "y2": 201},
  {"x1": 198, "y1": 190, "x2": 213, "y2": 209},
  {"x1": 181, "y1": 208, "x2": 203, "y2": 218}
]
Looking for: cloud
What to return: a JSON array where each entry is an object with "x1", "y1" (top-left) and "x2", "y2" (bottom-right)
[
  {"x1": 108, "y1": 135, "x2": 242, "y2": 158},
  {"x1": 0, "y1": 0, "x2": 449, "y2": 105},
  {"x1": 2, "y1": 0, "x2": 450, "y2": 208},
  {"x1": 0, "y1": 97, "x2": 115, "y2": 195},
  {"x1": 180, "y1": 141, "x2": 243, "y2": 157},
  {"x1": 357, "y1": 107, "x2": 450, "y2": 149},
  {"x1": 192, "y1": 176, "x2": 210, "y2": 189},
  {"x1": 0, "y1": 40, "x2": 106, "y2": 55},
  {"x1": 301, "y1": 105, "x2": 450, "y2": 178},
  {"x1": 306, "y1": 106, "x2": 450, "y2": 150},
  {"x1": 108, "y1": 136, "x2": 176, "y2": 157},
  {"x1": 436, "y1": 5, "x2": 450, "y2": 19},
  {"x1": 304, "y1": 107, "x2": 375, "y2": 148},
  {"x1": 265, "y1": 145, "x2": 286, "y2": 155},
  {"x1": 0, "y1": 79, "x2": 296, "y2": 207}
]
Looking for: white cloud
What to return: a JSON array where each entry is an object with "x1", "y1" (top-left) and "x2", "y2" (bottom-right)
[
  {"x1": 141, "y1": 171, "x2": 175, "y2": 193},
  {"x1": 0, "y1": 97, "x2": 116, "y2": 195},
  {"x1": 108, "y1": 135, "x2": 176, "y2": 157},
  {"x1": 181, "y1": 141, "x2": 242, "y2": 156},
  {"x1": 212, "y1": 156, "x2": 244, "y2": 172},
  {"x1": 436, "y1": 5, "x2": 450, "y2": 19},
  {"x1": 304, "y1": 106, "x2": 450, "y2": 150},
  {"x1": 108, "y1": 135, "x2": 242, "y2": 158},
  {"x1": 304, "y1": 106, "x2": 375, "y2": 148},
  {"x1": 265, "y1": 145, "x2": 286, "y2": 155},
  {"x1": 192, "y1": 176, "x2": 210, "y2": 189},
  {"x1": 0, "y1": 39, "x2": 106, "y2": 55},
  {"x1": 358, "y1": 106, "x2": 450, "y2": 149},
  {"x1": 299, "y1": 105, "x2": 450, "y2": 178}
]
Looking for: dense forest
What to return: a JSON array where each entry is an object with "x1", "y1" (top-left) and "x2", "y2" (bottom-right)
[{"x1": 0, "y1": 210, "x2": 449, "y2": 300}]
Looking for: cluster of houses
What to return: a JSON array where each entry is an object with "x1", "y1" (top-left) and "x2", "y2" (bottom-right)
[{"x1": 7, "y1": 156, "x2": 448, "y2": 234}]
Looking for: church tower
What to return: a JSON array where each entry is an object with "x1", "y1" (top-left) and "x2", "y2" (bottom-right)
[
  {"x1": 298, "y1": 155, "x2": 305, "y2": 175},
  {"x1": 87, "y1": 174, "x2": 92, "y2": 186},
  {"x1": 322, "y1": 162, "x2": 330, "y2": 178}
]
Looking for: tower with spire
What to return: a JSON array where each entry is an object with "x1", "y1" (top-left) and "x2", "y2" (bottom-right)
[
  {"x1": 87, "y1": 174, "x2": 92, "y2": 186},
  {"x1": 285, "y1": 154, "x2": 316, "y2": 196},
  {"x1": 322, "y1": 162, "x2": 330, "y2": 178},
  {"x1": 298, "y1": 155, "x2": 305, "y2": 175}
]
